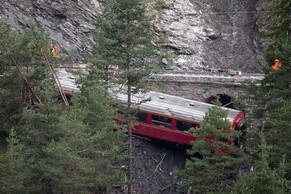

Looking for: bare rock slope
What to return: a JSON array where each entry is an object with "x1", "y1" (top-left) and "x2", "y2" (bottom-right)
[
  {"x1": 0, "y1": 0, "x2": 101, "y2": 61},
  {"x1": 0, "y1": 0, "x2": 265, "y2": 72}
]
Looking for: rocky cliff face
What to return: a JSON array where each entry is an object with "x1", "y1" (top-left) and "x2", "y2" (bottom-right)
[
  {"x1": 0, "y1": 0, "x2": 101, "y2": 61},
  {"x1": 0, "y1": 0, "x2": 265, "y2": 72}
]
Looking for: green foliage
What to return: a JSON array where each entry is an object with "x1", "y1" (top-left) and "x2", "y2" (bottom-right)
[
  {"x1": 246, "y1": 0, "x2": 291, "y2": 177},
  {"x1": 264, "y1": 99, "x2": 291, "y2": 177},
  {"x1": 240, "y1": 21, "x2": 290, "y2": 194},
  {"x1": 67, "y1": 69, "x2": 125, "y2": 192},
  {"x1": 36, "y1": 104, "x2": 124, "y2": 193},
  {"x1": 232, "y1": 131, "x2": 290, "y2": 194},
  {"x1": 153, "y1": 0, "x2": 168, "y2": 10},
  {"x1": 248, "y1": 132, "x2": 284, "y2": 194},
  {"x1": 0, "y1": 128, "x2": 30, "y2": 193},
  {"x1": 0, "y1": 22, "x2": 24, "y2": 132},
  {"x1": 246, "y1": 34, "x2": 291, "y2": 179},
  {"x1": 14, "y1": 78, "x2": 125, "y2": 193},
  {"x1": 91, "y1": 0, "x2": 157, "y2": 85},
  {"x1": 175, "y1": 105, "x2": 246, "y2": 193},
  {"x1": 264, "y1": 38, "x2": 291, "y2": 68},
  {"x1": 91, "y1": 1, "x2": 158, "y2": 192},
  {"x1": 262, "y1": 0, "x2": 291, "y2": 40},
  {"x1": 0, "y1": 22, "x2": 50, "y2": 133},
  {"x1": 231, "y1": 172, "x2": 250, "y2": 194},
  {"x1": 0, "y1": 19, "x2": 125, "y2": 194}
]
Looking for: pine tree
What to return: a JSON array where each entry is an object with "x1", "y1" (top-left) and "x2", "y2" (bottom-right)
[
  {"x1": 91, "y1": 1, "x2": 157, "y2": 193},
  {"x1": 175, "y1": 104, "x2": 246, "y2": 194},
  {"x1": 263, "y1": 0, "x2": 291, "y2": 40},
  {"x1": 0, "y1": 13, "x2": 128, "y2": 194},
  {"x1": 0, "y1": 22, "x2": 69, "y2": 193},
  {"x1": 0, "y1": 22, "x2": 24, "y2": 133},
  {"x1": 71, "y1": 70, "x2": 126, "y2": 192},
  {"x1": 0, "y1": 22, "x2": 50, "y2": 134},
  {"x1": 232, "y1": 131, "x2": 290, "y2": 194},
  {"x1": 265, "y1": 98, "x2": 291, "y2": 177},
  {"x1": 17, "y1": 75, "x2": 125, "y2": 193},
  {"x1": 0, "y1": 20, "x2": 125, "y2": 193},
  {"x1": 247, "y1": 131, "x2": 283, "y2": 194},
  {"x1": 18, "y1": 86, "x2": 66, "y2": 193},
  {"x1": 0, "y1": 128, "x2": 30, "y2": 193},
  {"x1": 37, "y1": 93, "x2": 125, "y2": 193},
  {"x1": 246, "y1": 0, "x2": 291, "y2": 178},
  {"x1": 245, "y1": 0, "x2": 291, "y2": 181}
]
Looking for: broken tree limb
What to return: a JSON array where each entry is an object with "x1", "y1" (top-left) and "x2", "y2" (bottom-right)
[
  {"x1": 145, "y1": 153, "x2": 167, "y2": 180},
  {"x1": 9, "y1": 57, "x2": 42, "y2": 104}
]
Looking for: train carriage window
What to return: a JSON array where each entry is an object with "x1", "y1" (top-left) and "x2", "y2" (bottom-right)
[
  {"x1": 152, "y1": 115, "x2": 171, "y2": 128},
  {"x1": 136, "y1": 112, "x2": 147, "y2": 123},
  {"x1": 176, "y1": 120, "x2": 196, "y2": 131}
]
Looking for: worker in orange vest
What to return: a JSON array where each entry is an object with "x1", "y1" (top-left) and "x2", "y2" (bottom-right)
[
  {"x1": 50, "y1": 44, "x2": 59, "y2": 58},
  {"x1": 272, "y1": 59, "x2": 282, "y2": 71}
]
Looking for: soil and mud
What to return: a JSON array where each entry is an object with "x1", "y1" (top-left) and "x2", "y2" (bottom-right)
[{"x1": 130, "y1": 137, "x2": 187, "y2": 194}]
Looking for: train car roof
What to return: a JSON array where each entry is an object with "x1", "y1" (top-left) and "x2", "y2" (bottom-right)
[
  {"x1": 109, "y1": 87, "x2": 241, "y2": 124},
  {"x1": 57, "y1": 69, "x2": 80, "y2": 93},
  {"x1": 57, "y1": 69, "x2": 242, "y2": 124}
]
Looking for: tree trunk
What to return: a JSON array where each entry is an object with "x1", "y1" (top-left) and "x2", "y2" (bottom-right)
[{"x1": 127, "y1": 74, "x2": 133, "y2": 194}]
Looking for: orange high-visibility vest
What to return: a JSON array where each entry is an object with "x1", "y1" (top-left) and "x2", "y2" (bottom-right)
[
  {"x1": 52, "y1": 48, "x2": 58, "y2": 58},
  {"x1": 272, "y1": 59, "x2": 282, "y2": 71}
]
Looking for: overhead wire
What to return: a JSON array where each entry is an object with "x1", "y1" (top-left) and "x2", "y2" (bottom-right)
[{"x1": 208, "y1": 10, "x2": 273, "y2": 15}]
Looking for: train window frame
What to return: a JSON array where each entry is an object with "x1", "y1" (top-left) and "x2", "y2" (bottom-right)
[{"x1": 151, "y1": 114, "x2": 171, "y2": 128}]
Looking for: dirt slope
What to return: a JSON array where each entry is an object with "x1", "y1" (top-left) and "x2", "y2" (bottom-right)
[{"x1": 130, "y1": 138, "x2": 187, "y2": 194}]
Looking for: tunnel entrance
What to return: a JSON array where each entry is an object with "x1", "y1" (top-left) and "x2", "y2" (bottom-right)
[{"x1": 205, "y1": 94, "x2": 234, "y2": 109}]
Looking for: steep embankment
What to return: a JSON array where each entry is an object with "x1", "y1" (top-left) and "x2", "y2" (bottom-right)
[{"x1": 0, "y1": 0, "x2": 264, "y2": 72}]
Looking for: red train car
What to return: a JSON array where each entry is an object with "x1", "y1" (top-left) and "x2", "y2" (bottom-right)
[
  {"x1": 58, "y1": 69, "x2": 246, "y2": 146},
  {"x1": 110, "y1": 89, "x2": 246, "y2": 146}
]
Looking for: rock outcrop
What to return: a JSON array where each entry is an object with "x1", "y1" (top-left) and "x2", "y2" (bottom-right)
[
  {"x1": 0, "y1": 0, "x2": 265, "y2": 72},
  {"x1": 0, "y1": 0, "x2": 101, "y2": 62}
]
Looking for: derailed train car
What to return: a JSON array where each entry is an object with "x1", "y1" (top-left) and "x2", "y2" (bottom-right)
[
  {"x1": 58, "y1": 69, "x2": 246, "y2": 146},
  {"x1": 109, "y1": 88, "x2": 246, "y2": 146}
]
